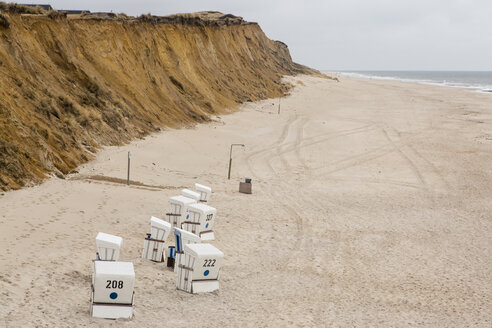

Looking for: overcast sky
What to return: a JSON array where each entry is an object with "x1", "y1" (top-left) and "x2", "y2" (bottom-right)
[{"x1": 24, "y1": 0, "x2": 492, "y2": 71}]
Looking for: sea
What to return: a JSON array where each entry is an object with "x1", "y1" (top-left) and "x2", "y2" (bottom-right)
[{"x1": 329, "y1": 71, "x2": 492, "y2": 94}]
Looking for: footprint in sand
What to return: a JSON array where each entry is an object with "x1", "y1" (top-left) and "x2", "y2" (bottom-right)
[
  {"x1": 97, "y1": 199, "x2": 107, "y2": 210},
  {"x1": 0, "y1": 274, "x2": 13, "y2": 284}
]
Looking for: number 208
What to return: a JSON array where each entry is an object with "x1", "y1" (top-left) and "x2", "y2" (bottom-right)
[{"x1": 106, "y1": 280, "x2": 124, "y2": 289}]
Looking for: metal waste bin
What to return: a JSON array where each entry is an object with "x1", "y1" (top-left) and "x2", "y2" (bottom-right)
[{"x1": 239, "y1": 178, "x2": 252, "y2": 194}]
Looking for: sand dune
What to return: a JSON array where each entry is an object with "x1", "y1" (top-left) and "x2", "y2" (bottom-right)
[
  {"x1": 0, "y1": 75, "x2": 491, "y2": 326},
  {"x1": 0, "y1": 12, "x2": 316, "y2": 191}
]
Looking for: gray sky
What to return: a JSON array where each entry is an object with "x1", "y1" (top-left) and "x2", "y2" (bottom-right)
[{"x1": 25, "y1": 0, "x2": 492, "y2": 71}]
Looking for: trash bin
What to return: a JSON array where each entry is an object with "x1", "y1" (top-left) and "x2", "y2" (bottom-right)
[{"x1": 239, "y1": 180, "x2": 252, "y2": 194}]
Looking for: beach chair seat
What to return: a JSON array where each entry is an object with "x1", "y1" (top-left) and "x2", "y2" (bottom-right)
[
  {"x1": 96, "y1": 232, "x2": 122, "y2": 261},
  {"x1": 166, "y1": 195, "x2": 196, "y2": 228},
  {"x1": 194, "y1": 183, "x2": 212, "y2": 203},
  {"x1": 182, "y1": 203, "x2": 217, "y2": 241},
  {"x1": 176, "y1": 243, "x2": 224, "y2": 293},
  {"x1": 142, "y1": 216, "x2": 172, "y2": 262}
]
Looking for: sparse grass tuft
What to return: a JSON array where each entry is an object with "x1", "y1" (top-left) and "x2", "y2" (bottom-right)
[
  {"x1": 47, "y1": 10, "x2": 67, "y2": 19},
  {"x1": 117, "y1": 13, "x2": 129, "y2": 21},
  {"x1": 0, "y1": 12, "x2": 9, "y2": 28},
  {"x1": 169, "y1": 76, "x2": 184, "y2": 91},
  {"x1": 0, "y1": 2, "x2": 46, "y2": 14},
  {"x1": 58, "y1": 96, "x2": 80, "y2": 116},
  {"x1": 137, "y1": 13, "x2": 154, "y2": 22}
]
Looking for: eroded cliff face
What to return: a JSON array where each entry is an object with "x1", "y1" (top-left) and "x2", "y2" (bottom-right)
[{"x1": 0, "y1": 13, "x2": 316, "y2": 190}]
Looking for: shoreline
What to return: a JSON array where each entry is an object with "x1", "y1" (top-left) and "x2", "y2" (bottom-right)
[
  {"x1": 325, "y1": 71, "x2": 492, "y2": 94},
  {"x1": 0, "y1": 75, "x2": 491, "y2": 326}
]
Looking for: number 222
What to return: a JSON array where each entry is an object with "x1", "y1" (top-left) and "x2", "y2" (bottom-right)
[{"x1": 203, "y1": 259, "x2": 216, "y2": 267}]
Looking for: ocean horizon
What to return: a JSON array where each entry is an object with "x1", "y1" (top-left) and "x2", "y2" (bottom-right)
[{"x1": 325, "y1": 71, "x2": 492, "y2": 93}]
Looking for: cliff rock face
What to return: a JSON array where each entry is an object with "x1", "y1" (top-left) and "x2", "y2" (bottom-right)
[{"x1": 0, "y1": 12, "x2": 316, "y2": 190}]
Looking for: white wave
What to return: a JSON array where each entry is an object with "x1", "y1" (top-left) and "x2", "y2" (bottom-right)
[{"x1": 329, "y1": 71, "x2": 492, "y2": 94}]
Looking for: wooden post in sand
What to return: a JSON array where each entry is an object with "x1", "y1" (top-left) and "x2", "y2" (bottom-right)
[
  {"x1": 228, "y1": 144, "x2": 245, "y2": 180},
  {"x1": 278, "y1": 97, "x2": 281, "y2": 114},
  {"x1": 127, "y1": 151, "x2": 131, "y2": 185},
  {"x1": 227, "y1": 158, "x2": 232, "y2": 180}
]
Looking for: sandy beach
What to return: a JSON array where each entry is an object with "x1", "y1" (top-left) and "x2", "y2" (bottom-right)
[{"x1": 0, "y1": 75, "x2": 491, "y2": 327}]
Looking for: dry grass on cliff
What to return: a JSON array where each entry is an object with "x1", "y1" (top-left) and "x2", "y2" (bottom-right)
[
  {"x1": 0, "y1": 2, "x2": 46, "y2": 14},
  {"x1": 0, "y1": 14, "x2": 317, "y2": 190},
  {"x1": 46, "y1": 10, "x2": 67, "y2": 19},
  {"x1": 0, "y1": 12, "x2": 9, "y2": 28}
]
